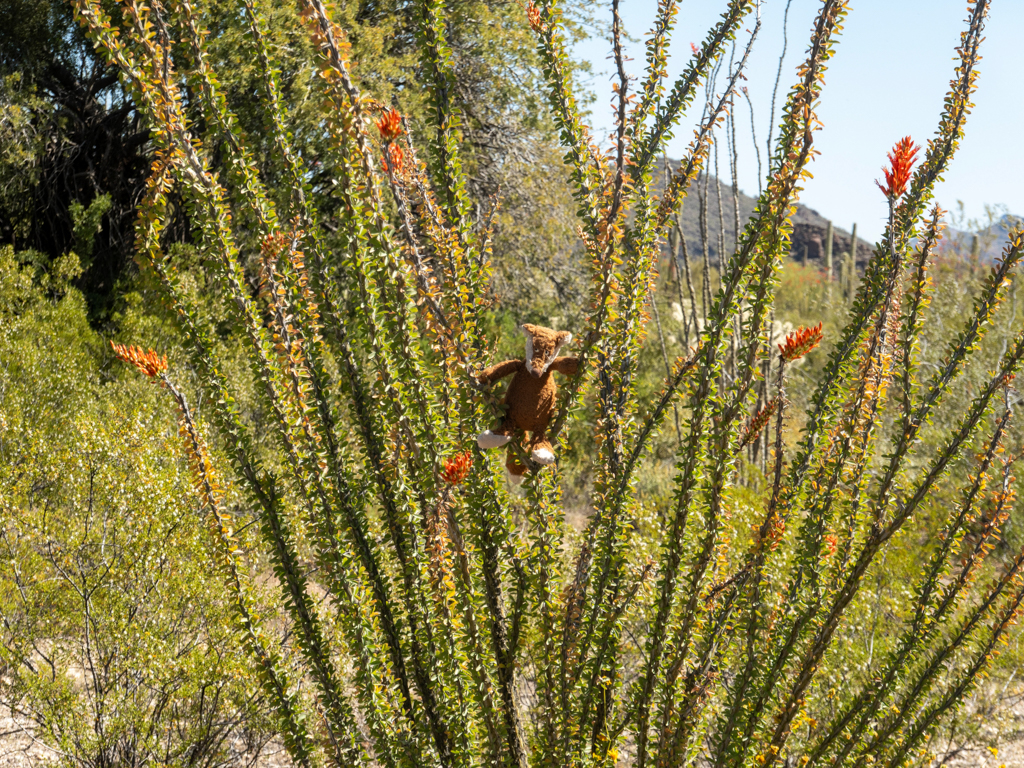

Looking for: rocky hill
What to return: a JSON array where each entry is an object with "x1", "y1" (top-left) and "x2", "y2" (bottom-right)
[
  {"x1": 937, "y1": 212, "x2": 1024, "y2": 263},
  {"x1": 659, "y1": 157, "x2": 1023, "y2": 271},
  {"x1": 656, "y1": 157, "x2": 873, "y2": 269}
]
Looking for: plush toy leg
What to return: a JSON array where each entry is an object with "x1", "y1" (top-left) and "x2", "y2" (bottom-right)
[
  {"x1": 505, "y1": 448, "x2": 528, "y2": 485},
  {"x1": 529, "y1": 430, "x2": 555, "y2": 465},
  {"x1": 478, "y1": 418, "x2": 513, "y2": 449},
  {"x1": 478, "y1": 431, "x2": 512, "y2": 449}
]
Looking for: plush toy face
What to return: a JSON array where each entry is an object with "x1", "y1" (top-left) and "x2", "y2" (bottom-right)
[{"x1": 521, "y1": 323, "x2": 572, "y2": 377}]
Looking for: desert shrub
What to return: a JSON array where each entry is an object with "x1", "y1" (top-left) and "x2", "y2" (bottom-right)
[
  {"x1": 0, "y1": 248, "x2": 278, "y2": 767},
  {"x1": 68, "y1": 0, "x2": 1024, "y2": 765}
]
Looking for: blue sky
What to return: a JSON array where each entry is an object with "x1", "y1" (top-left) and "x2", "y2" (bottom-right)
[{"x1": 571, "y1": 0, "x2": 1023, "y2": 241}]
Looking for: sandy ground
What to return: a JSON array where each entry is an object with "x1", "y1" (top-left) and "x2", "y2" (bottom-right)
[
  {"x1": 937, "y1": 696, "x2": 1024, "y2": 768},
  {"x1": 5, "y1": 698, "x2": 1024, "y2": 767},
  {"x1": 0, "y1": 710, "x2": 53, "y2": 768},
  {"x1": 943, "y1": 742, "x2": 1024, "y2": 768},
  {"x1": 0, "y1": 707, "x2": 293, "y2": 768}
]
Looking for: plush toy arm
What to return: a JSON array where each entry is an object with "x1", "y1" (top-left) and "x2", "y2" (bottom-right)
[
  {"x1": 474, "y1": 359, "x2": 523, "y2": 385},
  {"x1": 550, "y1": 356, "x2": 580, "y2": 376}
]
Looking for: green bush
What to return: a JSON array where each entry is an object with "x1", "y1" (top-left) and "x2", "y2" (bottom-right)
[{"x1": 0, "y1": 248, "x2": 278, "y2": 767}]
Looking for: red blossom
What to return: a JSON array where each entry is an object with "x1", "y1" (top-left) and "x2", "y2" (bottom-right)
[
  {"x1": 383, "y1": 142, "x2": 405, "y2": 173},
  {"x1": 824, "y1": 534, "x2": 838, "y2": 557},
  {"x1": 876, "y1": 136, "x2": 920, "y2": 199},
  {"x1": 738, "y1": 398, "x2": 778, "y2": 449},
  {"x1": 754, "y1": 512, "x2": 786, "y2": 551},
  {"x1": 779, "y1": 322, "x2": 824, "y2": 362},
  {"x1": 690, "y1": 42, "x2": 699, "y2": 56},
  {"x1": 441, "y1": 451, "x2": 473, "y2": 485},
  {"x1": 110, "y1": 341, "x2": 168, "y2": 378},
  {"x1": 526, "y1": 2, "x2": 543, "y2": 32},
  {"x1": 375, "y1": 108, "x2": 403, "y2": 141}
]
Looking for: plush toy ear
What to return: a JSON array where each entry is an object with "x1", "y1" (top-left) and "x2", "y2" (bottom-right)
[
  {"x1": 553, "y1": 332, "x2": 572, "y2": 358},
  {"x1": 521, "y1": 325, "x2": 534, "y2": 364}
]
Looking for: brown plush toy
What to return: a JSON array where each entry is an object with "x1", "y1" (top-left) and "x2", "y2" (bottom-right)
[{"x1": 475, "y1": 323, "x2": 579, "y2": 482}]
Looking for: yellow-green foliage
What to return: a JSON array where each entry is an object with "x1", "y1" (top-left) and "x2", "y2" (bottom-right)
[{"x1": 0, "y1": 248, "x2": 277, "y2": 767}]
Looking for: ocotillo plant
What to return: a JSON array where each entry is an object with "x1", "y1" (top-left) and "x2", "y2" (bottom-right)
[{"x1": 85, "y1": 0, "x2": 1024, "y2": 765}]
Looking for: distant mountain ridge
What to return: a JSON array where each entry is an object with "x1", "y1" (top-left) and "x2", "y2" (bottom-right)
[
  {"x1": 658, "y1": 159, "x2": 1023, "y2": 270},
  {"x1": 656, "y1": 158, "x2": 871, "y2": 269},
  {"x1": 937, "y1": 213, "x2": 1024, "y2": 263}
]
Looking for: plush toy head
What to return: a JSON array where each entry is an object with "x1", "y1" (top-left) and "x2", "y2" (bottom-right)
[{"x1": 521, "y1": 323, "x2": 572, "y2": 377}]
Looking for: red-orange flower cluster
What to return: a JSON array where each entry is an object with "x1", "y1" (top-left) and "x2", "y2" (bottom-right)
[
  {"x1": 738, "y1": 398, "x2": 778, "y2": 449},
  {"x1": 690, "y1": 42, "x2": 699, "y2": 56},
  {"x1": 823, "y1": 533, "x2": 838, "y2": 557},
  {"x1": 876, "y1": 136, "x2": 920, "y2": 199},
  {"x1": 441, "y1": 451, "x2": 473, "y2": 485},
  {"x1": 754, "y1": 511, "x2": 786, "y2": 552},
  {"x1": 779, "y1": 322, "x2": 823, "y2": 362},
  {"x1": 110, "y1": 341, "x2": 168, "y2": 378},
  {"x1": 375, "y1": 108, "x2": 403, "y2": 141},
  {"x1": 526, "y1": 2, "x2": 543, "y2": 32},
  {"x1": 383, "y1": 142, "x2": 405, "y2": 173}
]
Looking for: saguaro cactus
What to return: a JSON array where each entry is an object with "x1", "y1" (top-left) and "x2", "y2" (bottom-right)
[
  {"x1": 847, "y1": 220, "x2": 858, "y2": 297},
  {"x1": 823, "y1": 221, "x2": 831, "y2": 299}
]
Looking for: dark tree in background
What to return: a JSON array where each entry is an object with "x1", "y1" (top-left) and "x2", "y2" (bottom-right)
[
  {"x1": 0, "y1": 0, "x2": 590, "y2": 324},
  {"x1": 0, "y1": 0, "x2": 149, "y2": 318}
]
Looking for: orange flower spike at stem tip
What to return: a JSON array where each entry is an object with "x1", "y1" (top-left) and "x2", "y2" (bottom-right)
[
  {"x1": 824, "y1": 534, "x2": 838, "y2": 557},
  {"x1": 441, "y1": 451, "x2": 473, "y2": 485},
  {"x1": 779, "y1": 322, "x2": 824, "y2": 362},
  {"x1": 375, "y1": 107, "x2": 403, "y2": 141},
  {"x1": 526, "y1": 1, "x2": 543, "y2": 32},
  {"x1": 110, "y1": 341, "x2": 168, "y2": 378},
  {"x1": 876, "y1": 136, "x2": 920, "y2": 199},
  {"x1": 383, "y1": 143, "x2": 405, "y2": 173}
]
